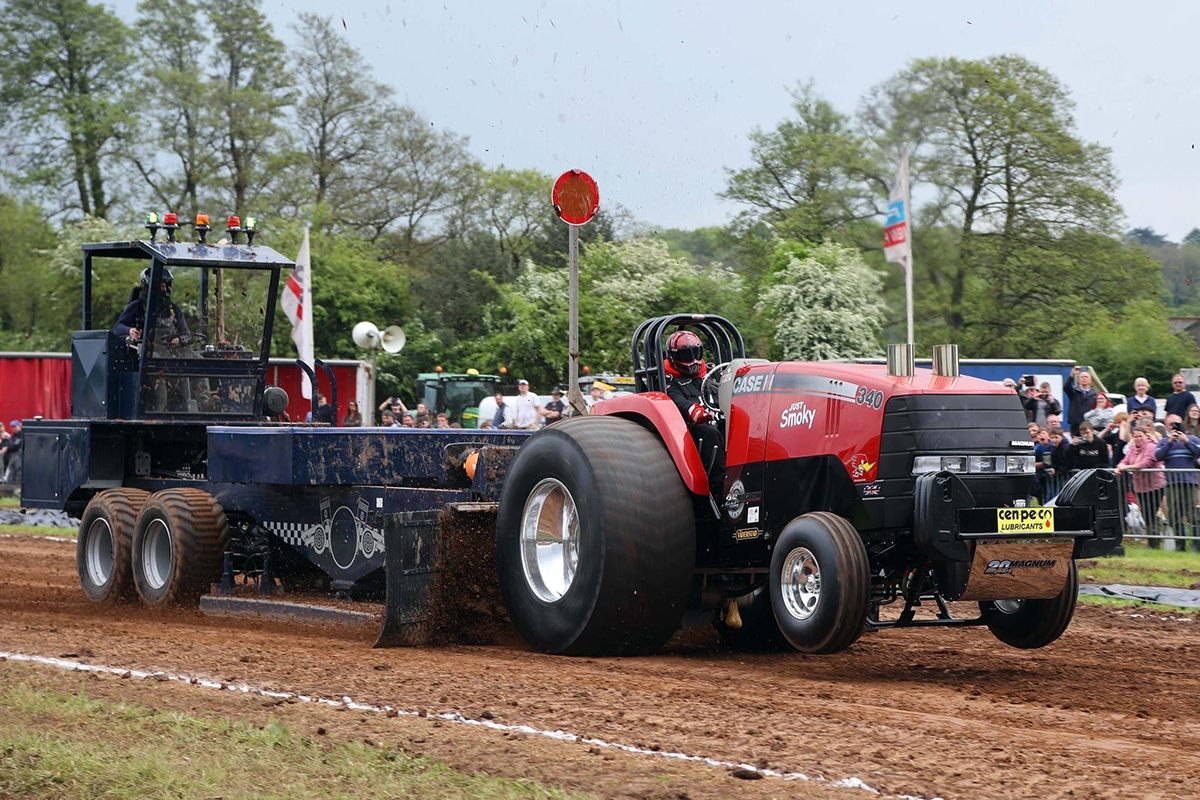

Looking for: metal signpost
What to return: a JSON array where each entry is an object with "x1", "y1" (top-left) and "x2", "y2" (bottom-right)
[{"x1": 551, "y1": 170, "x2": 600, "y2": 416}]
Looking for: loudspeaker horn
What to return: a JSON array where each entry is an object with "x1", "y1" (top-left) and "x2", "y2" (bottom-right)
[
  {"x1": 381, "y1": 325, "x2": 406, "y2": 354},
  {"x1": 352, "y1": 321, "x2": 381, "y2": 350}
]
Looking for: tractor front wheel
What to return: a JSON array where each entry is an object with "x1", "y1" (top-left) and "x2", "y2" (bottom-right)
[
  {"x1": 981, "y1": 561, "x2": 1078, "y2": 649},
  {"x1": 496, "y1": 416, "x2": 696, "y2": 656},
  {"x1": 131, "y1": 489, "x2": 229, "y2": 607},
  {"x1": 77, "y1": 489, "x2": 150, "y2": 603},
  {"x1": 769, "y1": 512, "x2": 871, "y2": 654}
]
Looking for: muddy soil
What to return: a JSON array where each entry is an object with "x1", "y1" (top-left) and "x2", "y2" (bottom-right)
[{"x1": 2, "y1": 535, "x2": 1199, "y2": 799}]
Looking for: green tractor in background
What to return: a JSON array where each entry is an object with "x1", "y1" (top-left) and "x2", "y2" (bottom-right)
[{"x1": 416, "y1": 369, "x2": 502, "y2": 427}]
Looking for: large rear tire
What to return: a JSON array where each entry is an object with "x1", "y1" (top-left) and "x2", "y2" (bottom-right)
[
  {"x1": 768, "y1": 512, "x2": 871, "y2": 654},
  {"x1": 496, "y1": 416, "x2": 696, "y2": 656},
  {"x1": 77, "y1": 489, "x2": 150, "y2": 603},
  {"x1": 982, "y1": 561, "x2": 1078, "y2": 649},
  {"x1": 131, "y1": 489, "x2": 229, "y2": 607}
]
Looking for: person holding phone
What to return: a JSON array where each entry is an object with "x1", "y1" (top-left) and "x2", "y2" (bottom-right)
[
  {"x1": 1064, "y1": 366, "x2": 1098, "y2": 437},
  {"x1": 1022, "y1": 381, "x2": 1061, "y2": 427},
  {"x1": 1154, "y1": 414, "x2": 1200, "y2": 552}
]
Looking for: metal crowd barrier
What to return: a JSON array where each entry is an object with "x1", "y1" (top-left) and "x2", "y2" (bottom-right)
[{"x1": 1037, "y1": 467, "x2": 1200, "y2": 550}]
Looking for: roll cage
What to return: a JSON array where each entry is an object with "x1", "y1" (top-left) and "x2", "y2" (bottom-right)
[{"x1": 631, "y1": 314, "x2": 746, "y2": 393}]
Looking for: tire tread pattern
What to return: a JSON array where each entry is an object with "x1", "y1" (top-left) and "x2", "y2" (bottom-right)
[
  {"x1": 77, "y1": 488, "x2": 151, "y2": 603},
  {"x1": 805, "y1": 511, "x2": 871, "y2": 654},
  {"x1": 134, "y1": 488, "x2": 230, "y2": 606}
]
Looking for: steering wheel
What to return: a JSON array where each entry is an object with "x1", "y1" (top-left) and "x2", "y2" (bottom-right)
[{"x1": 700, "y1": 362, "x2": 730, "y2": 419}]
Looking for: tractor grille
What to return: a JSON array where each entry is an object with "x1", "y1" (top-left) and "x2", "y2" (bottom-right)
[{"x1": 864, "y1": 393, "x2": 1033, "y2": 531}]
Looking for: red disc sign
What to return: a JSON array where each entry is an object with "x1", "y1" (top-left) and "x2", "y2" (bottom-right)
[{"x1": 552, "y1": 170, "x2": 600, "y2": 225}]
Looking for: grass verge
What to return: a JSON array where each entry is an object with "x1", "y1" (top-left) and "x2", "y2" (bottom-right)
[
  {"x1": 0, "y1": 675, "x2": 580, "y2": 800},
  {"x1": 0, "y1": 524, "x2": 74, "y2": 537},
  {"x1": 1077, "y1": 594, "x2": 1197, "y2": 615},
  {"x1": 0, "y1": 495, "x2": 22, "y2": 509},
  {"x1": 1078, "y1": 545, "x2": 1200, "y2": 589}
]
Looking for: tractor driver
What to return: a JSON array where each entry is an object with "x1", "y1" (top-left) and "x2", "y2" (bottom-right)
[
  {"x1": 113, "y1": 267, "x2": 212, "y2": 410},
  {"x1": 664, "y1": 330, "x2": 726, "y2": 501},
  {"x1": 114, "y1": 267, "x2": 191, "y2": 351}
]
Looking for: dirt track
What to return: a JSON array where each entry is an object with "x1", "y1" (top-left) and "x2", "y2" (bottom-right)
[{"x1": 3, "y1": 535, "x2": 1200, "y2": 799}]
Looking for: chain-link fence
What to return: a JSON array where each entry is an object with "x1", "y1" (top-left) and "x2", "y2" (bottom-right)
[{"x1": 1037, "y1": 468, "x2": 1200, "y2": 552}]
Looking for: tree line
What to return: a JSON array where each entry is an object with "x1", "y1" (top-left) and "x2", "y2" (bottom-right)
[{"x1": 0, "y1": 0, "x2": 1194, "y2": 399}]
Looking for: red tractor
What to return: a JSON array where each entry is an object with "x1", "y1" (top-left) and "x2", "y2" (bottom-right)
[{"x1": 495, "y1": 314, "x2": 1121, "y2": 656}]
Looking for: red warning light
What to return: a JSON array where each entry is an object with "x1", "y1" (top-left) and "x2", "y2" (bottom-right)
[
  {"x1": 227, "y1": 215, "x2": 241, "y2": 228},
  {"x1": 163, "y1": 212, "x2": 178, "y2": 225}
]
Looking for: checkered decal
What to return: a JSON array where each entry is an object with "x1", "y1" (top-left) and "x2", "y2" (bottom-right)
[{"x1": 263, "y1": 521, "x2": 309, "y2": 547}]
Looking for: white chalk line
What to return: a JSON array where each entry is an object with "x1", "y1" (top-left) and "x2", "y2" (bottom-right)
[
  {"x1": 0, "y1": 532, "x2": 74, "y2": 543},
  {"x1": 0, "y1": 650, "x2": 937, "y2": 800}
]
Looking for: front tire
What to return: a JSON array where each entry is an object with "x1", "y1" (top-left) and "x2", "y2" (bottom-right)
[
  {"x1": 768, "y1": 512, "x2": 870, "y2": 654},
  {"x1": 132, "y1": 489, "x2": 230, "y2": 607},
  {"x1": 982, "y1": 561, "x2": 1078, "y2": 649},
  {"x1": 496, "y1": 416, "x2": 696, "y2": 656},
  {"x1": 77, "y1": 489, "x2": 150, "y2": 603}
]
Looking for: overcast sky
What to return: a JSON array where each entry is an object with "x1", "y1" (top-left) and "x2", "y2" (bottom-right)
[{"x1": 112, "y1": 0, "x2": 1200, "y2": 238}]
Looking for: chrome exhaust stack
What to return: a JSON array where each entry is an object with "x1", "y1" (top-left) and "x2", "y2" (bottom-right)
[
  {"x1": 931, "y1": 344, "x2": 960, "y2": 377},
  {"x1": 886, "y1": 343, "x2": 915, "y2": 377}
]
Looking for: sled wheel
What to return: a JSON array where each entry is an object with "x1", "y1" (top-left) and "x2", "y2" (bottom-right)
[
  {"x1": 769, "y1": 511, "x2": 871, "y2": 654},
  {"x1": 77, "y1": 489, "x2": 151, "y2": 603},
  {"x1": 982, "y1": 561, "x2": 1078, "y2": 649},
  {"x1": 132, "y1": 489, "x2": 230, "y2": 607},
  {"x1": 497, "y1": 416, "x2": 696, "y2": 656}
]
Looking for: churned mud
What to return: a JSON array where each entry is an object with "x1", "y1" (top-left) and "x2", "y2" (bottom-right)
[{"x1": 2, "y1": 535, "x2": 1199, "y2": 799}]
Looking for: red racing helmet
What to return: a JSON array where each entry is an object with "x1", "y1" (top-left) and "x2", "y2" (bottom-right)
[{"x1": 666, "y1": 330, "x2": 705, "y2": 378}]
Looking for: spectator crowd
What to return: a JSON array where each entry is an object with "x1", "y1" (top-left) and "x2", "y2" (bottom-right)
[{"x1": 1009, "y1": 367, "x2": 1200, "y2": 552}]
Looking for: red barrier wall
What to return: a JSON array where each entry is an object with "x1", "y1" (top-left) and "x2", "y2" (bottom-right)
[
  {"x1": 0, "y1": 354, "x2": 362, "y2": 425},
  {"x1": 0, "y1": 355, "x2": 72, "y2": 426}
]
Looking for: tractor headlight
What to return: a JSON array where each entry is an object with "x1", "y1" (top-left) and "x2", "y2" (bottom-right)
[
  {"x1": 912, "y1": 455, "x2": 967, "y2": 475},
  {"x1": 912, "y1": 454, "x2": 1034, "y2": 476},
  {"x1": 1006, "y1": 455, "x2": 1035, "y2": 473}
]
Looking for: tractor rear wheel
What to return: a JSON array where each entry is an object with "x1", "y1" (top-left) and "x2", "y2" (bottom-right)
[
  {"x1": 131, "y1": 489, "x2": 230, "y2": 607},
  {"x1": 77, "y1": 489, "x2": 150, "y2": 603},
  {"x1": 982, "y1": 561, "x2": 1078, "y2": 649},
  {"x1": 769, "y1": 512, "x2": 871, "y2": 654},
  {"x1": 496, "y1": 416, "x2": 696, "y2": 656},
  {"x1": 713, "y1": 587, "x2": 789, "y2": 651}
]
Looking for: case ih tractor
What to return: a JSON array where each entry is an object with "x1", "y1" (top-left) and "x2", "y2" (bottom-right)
[
  {"x1": 494, "y1": 315, "x2": 1122, "y2": 655},
  {"x1": 21, "y1": 225, "x2": 1120, "y2": 657}
]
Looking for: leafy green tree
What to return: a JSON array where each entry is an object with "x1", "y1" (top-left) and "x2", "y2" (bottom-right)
[
  {"x1": 722, "y1": 83, "x2": 882, "y2": 242},
  {"x1": 474, "y1": 167, "x2": 551, "y2": 275},
  {"x1": 210, "y1": 0, "x2": 294, "y2": 214},
  {"x1": 0, "y1": 194, "x2": 57, "y2": 348},
  {"x1": 756, "y1": 241, "x2": 886, "y2": 361},
  {"x1": 862, "y1": 55, "x2": 1120, "y2": 341},
  {"x1": 465, "y1": 239, "x2": 742, "y2": 386},
  {"x1": 1064, "y1": 299, "x2": 1197, "y2": 392},
  {"x1": 290, "y1": 13, "x2": 392, "y2": 211},
  {"x1": 1184, "y1": 228, "x2": 1200, "y2": 247},
  {"x1": 0, "y1": 0, "x2": 135, "y2": 217},
  {"x1": 1127, "y1": 227, "x2": 1171, "y2": 248},
  {"x1": 348, "y1": 105, "x2": 478, "y2": 261},
  {"x1": 130, "y1": 0, "x2": 219, "y2": 221}
]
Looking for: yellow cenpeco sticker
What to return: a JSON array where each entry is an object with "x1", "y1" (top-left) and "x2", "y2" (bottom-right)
[{"x1": 996, "y1": 507, "x2": 1055, "y2": 534}]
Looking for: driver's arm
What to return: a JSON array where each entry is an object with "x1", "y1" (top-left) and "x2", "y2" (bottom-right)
[
  {"x1": 173, "y1": 303, "x2": 190, "y2": 340},
  {"x1": 666, "y1": 378, "x2": 708, "y2": 425},
  {"x1": 113, "y1": 300, "x2": 141, "y2": 337}
]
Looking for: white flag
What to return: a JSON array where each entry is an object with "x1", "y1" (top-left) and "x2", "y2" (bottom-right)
[
  {"x1": 281, "y1": 227, "x2": 315, "y2": 399},
  {"x1": 884, "y1": 145, "x2": 912, "y2": 265}
]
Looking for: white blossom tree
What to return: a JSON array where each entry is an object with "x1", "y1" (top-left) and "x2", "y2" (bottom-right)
[{"x1": 756, "y1": 241, "x2": 885, "y2": 361}]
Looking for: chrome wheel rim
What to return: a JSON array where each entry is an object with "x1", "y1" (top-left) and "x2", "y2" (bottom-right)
[
  {"x1": 519, "y1": 478, "x2": 580, "y2": 603},
  {"x1": 994, "y1": 599, "x2": 1023, "y2": 614},
  {"x1": 781, "y1": 547, "x2": 821, "y2": 621},
  {"x1": 142, "y1": 519, "x2": 173, "y2": 591},
  {"x1": 85, "y1": 518, "x2": 114, "y2": 587}
]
